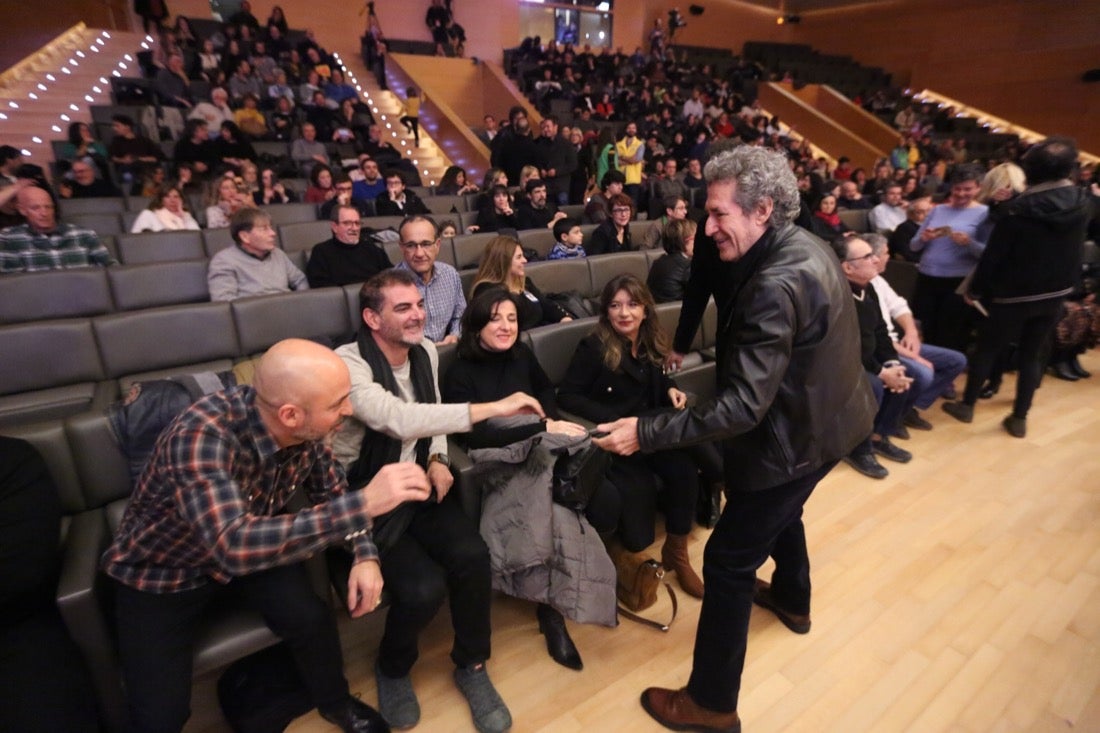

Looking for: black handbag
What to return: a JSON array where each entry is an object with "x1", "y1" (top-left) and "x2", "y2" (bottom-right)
[{"x1": 550, "y1": 441, "x2": 611, "y2": 510}]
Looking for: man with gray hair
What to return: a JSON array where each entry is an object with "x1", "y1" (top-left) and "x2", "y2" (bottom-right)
[{"x1": 594, "y1": 146, "x2": 875, "y2": 732}]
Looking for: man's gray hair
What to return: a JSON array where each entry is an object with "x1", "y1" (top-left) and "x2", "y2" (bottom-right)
[
  {"x1": 704, "y1": 146, "x2": 800, "y2": 228},
  {"x1": 863, "y1": 232, "x2": 888, "y2": 256}
]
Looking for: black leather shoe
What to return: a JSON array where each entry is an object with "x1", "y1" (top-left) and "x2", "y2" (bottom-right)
[
  {"x1": 903, "y1": 408, "x2": 933, "y2": 431},
  {"x1": 537, "y1": 604, "x2": 583, "y2": 670},
  {"x1": 942, "y1": 401, "x2": 974, "y2": 423},
  {"x1": 872, "y1": 437, "x2": 913, "y2": 463},
  {"x1": 893, "y1": 424, "x2": 910, "y2": 440},
  {"x1": 979, "y1": 384, "x2": 998, "y2": 399},
  {"x1": 1050, "y1": 362, "x2": 1080, "y2": 381},
  {"x1": 320, "y1": 697, "x2": 391, "y2": 733},
  {"x1": 842, "y1": 452, "x2": 888, "y2": 479},
  {"x1": 1070, "y1": 356, "x2": 1092, "y2": 378}
]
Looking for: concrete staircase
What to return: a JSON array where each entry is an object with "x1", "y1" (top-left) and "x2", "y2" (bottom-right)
[{"x1": 329, "y1": 49, "x2": 452, "y2": 187}]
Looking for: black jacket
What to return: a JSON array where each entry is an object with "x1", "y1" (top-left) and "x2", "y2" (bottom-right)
[
  {"x1": 850, "y1": 282, "x2": 898, "y2": 373},
  {"x1": 970, "y1": 182, "x2": 1092, "y2": 304},
  {"x1": 305, "y1": 236, "x2": 392, "y2": 288},
  {"x1": 646, "y1": 252, "x2": 692, "y2": 303},
  {"x1": 558, "y1": 333, "x2": 674, "y2": 425},
  {"x1": 638, "y1": 222, "x2": 876, "y2": 492},
  {"x1": 588, "y1": 219, "x2": 634, "y2": 255},
  {"x1": 374, "y1": 189, "x2": 430, "y2": 217}
]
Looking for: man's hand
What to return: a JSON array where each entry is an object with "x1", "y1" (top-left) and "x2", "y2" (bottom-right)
[
  {"x1": 592, "y1": 417, "x2": 640, "y2": 455},
  {"x1": 919, "y1": 226, "x2": 938, "y2": 242},
  {"x1": 546, "y1": 419, "x2": 588, "y2": 436},
  {"x1": 900, "y1": 331, "x2": 921, "y2": 354},
  {"x1": 360, "y1": 462, "x2": 431, "y2": 517},
  {"x1": 346, "y1": 559, "x2": 383, "y2": 618},
  {"x1": 427, "y1": 460, "x2": 453, "y2": 501},
  {"x1": 494, "y1": 392, "x2": 545, "y2": 418},
  {"x1": 950, "y1": 231, "x2": 971, "y2": 246},
  {"x1": 668, "y1": 387, "x2": 688, "y2": 409},
  {"x1": 665, "y1": 350, "x2": 685, "y2": 372},
  {"x1": 879, "y1": 365, "x2": 913, "y2": 393}
]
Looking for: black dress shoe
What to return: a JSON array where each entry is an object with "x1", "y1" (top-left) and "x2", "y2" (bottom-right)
[
  {"x1": 320, "y1": 697, "x2": 391, "y2": 733},
  {"x1": 1070, "y1": 356, "x2": 1092, "y2": 378},
  {"x1": 872, "y1": 437, "x2": 913, "y2": 463},
  {"x1": 537, "y1": 604, "x2": 583, "y2": 670},
  {"x1": 893, "y1": 424, "x2": 910, "y2": 440},
  {"x1": 842, "y1": 452, "x2": 888, "y2": 479},
  {"x1": 1050, "y1": 362, "x2": 1080, "y2": 381},
  {"x1": 903, "y1": 408, "x2": 933, "y2": 431}
]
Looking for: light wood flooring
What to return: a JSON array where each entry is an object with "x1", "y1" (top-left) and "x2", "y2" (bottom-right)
[{"x1": 189, "y1": 350, "x2": 1100, "y2": 733}]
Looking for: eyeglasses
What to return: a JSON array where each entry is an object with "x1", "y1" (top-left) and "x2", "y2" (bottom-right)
[
  {"x1": 845, "y1": 251, "x2": 878, "y2": 263},
  {"x1": 611, "y1": 207, "x2": 632, "y2": 214},
  {"x1": 338, "y1": 220, "x2": 361, "y2": 227},
  {"x1": 401, "y1": 240, "x2": 438, "y2": 251}
]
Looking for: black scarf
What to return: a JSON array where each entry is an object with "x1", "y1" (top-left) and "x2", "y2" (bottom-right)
[{"x1": 346, "y1": 328, "x2": 437, "y2": 486}]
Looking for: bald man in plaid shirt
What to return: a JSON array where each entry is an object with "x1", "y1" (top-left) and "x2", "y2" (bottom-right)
[{"x1": 0, "y1": 186, "x2": 116, "y2": 273}]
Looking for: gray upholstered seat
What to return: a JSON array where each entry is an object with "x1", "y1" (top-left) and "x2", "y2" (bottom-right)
[
  {"x1": 231, "y1": 288, "x2": 352, "y2": 356},
  {"x1": 107, "y1": 261, "x2": 211, "y2": 310},
  {"x1": 59, "y1": 197, "x2": 126, "y2": 217},
  {"x1": 116, "y1": 231, "x2": 205, "y2": 265},
  {"x1": 201, "y1": 227, "x2": 236, "y2": 257},
  {"x1": 279, "y1": 220, "x2": 332, "y2": 254},
  {"x1": 524, "y1": 259, "x2": 592, "y2": 298},
  {"x1": 587, "y1": 251, "x2": 650, "y2": 297},
  {"x1": 451, "y1": 232, "x2": 498, "y2": 270},
  {"x1": 260, "y1": 202, "x2": 320, "y2": 225},
  {"x1": 517, "y1": 228, "x2": 556, "y2": 260},
  {"x1": 527, "y1": 316, "x2": 599, "y2": 387},
  {"x1": 0, "y1": 268, "x2": 114, "y2": 324}
]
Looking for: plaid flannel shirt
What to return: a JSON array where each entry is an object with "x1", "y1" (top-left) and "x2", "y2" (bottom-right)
[
  {"x1": 395, "y1": 259, "x2": 466, "y2": 341},
  {"x1": 102, "y1": 385, "x2": 375, "y2": 593},
  {"x1": 0, "y1": 222, "x2": 116, "y2": 273}
]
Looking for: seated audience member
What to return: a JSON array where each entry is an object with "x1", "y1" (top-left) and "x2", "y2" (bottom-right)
[
  {"x1": 323, "y1": 68, "x2": 358, "y2": 106},
  {"x1": 547, "y1": 217, "x2": 586, "y2": 260},
  {"x1": 647, "y1": 217, "x2": 695, "y2": 303},
  {"x1": 130, "y1": 185, "x2": 202, "y2": 232},
  {"x1": 393, "y1": 215, "x2": 465, "y2": 344},
  {"x1": 155, "y1": 53, "x2": 194, "y2": 108},
  {"x1": 436, "y1": 165, "x2": 479, "y2": 196},
  {"x1": 470, "y1": 236, "x2": 572, "y2": 329},
  {"x1": 332, "y1": 98, "x2": 372, "y2": 146},
  {"x1": 869, "y1": 183, "x2": 908, "y2": 234},
  {"x1": 888, "y1": 195, "x2": 931, "y2": 262},
  {"x1": 101, "y1": 338, "x2": 420, "y2": 733},
  {"x1": 306, "y1": 204, "x2": 392, "y2": 288},
  {"x1": 831, "y1": 235, "x2": 915, "y2": 479},
  {"x1": 228, "y1": 60, "x2": 263, "y2": 103},
  {"x1": 59, "y1": 159, "x2": 122, "y2": 199},
  {"x1": 474, "y1": 185, "x2": 518, "y2": 233},
  {"x1": 0, "y1": 186, "x2": 116, "y2": 273},
  {"x1": 319, "y1": 173, "x2": 372, "y2": 221},
  {"x1": 269, "y1": 96, "x2": 298, "y2": 141},
  {"x1": 304, "y1": 164, "x2": 336, "y2": 204},
  {"x1": 837, "y1": 180, "x2": 872, "y2": 210},
  {"x1": 205, "y1": 175, "x2": 253, "y2": 229},
  {"x1": 588, "y1": 193, "x2": 635, "y2": 254},
  {"x1": 641, "y1": 194, "x2": 688, "y2": 250},
  {"x1": 909, "y1": 164, "x2": 990, "y2": 352},
  {"x1": 213, "y1": 121, "x2": 258, "y2": 172},
  {"x1": 188, "y1": 87, "x2": 235, "y2": 136},
  {"x1": 682, "y1": 157, "x2": 704, "y2": 189},
  {"x1": 809, "y1": 193, "x2": 851, "y2": 241},
  {"x1": 865, "y1": 233, "x2": 966, "y2": 431},
  {"x1": 333, "y1": 270, "x2": 544, "y2": 733},
  {"x1": 291, "y1": 122, "x2": 330, "y2": 177},
  {"x1": 253, "y1": 167, "x2": 298, "y2": 206},
  {"x1": 60, "y1": 121, "x2": 109, "y2": 174},
  {"x1": 207, "y1": 208, "x2": 308, "y2": 300},
  {"x1": 174, "y1": 119, "x2": 218, "y2": 179},
  {"x1": 557, "y1": 274, "x2": 705, "y2": 597},
  {"x1": 513, "y1": 166, "x2": 541, "y2": 207},
  {"x1": 109, "y1": 114, "x2": 163, "y2": 186},
  {"x1": 233, "y1": 94, "x2": 269, "y2": 140},
  {"x1": 438, "y1": 219, "x2": 459, "y2": 239},
  {"x1": 442, "y1": 287, "x2": 614, "y2": 672},
  {"x1": 353, "y1": 158, "x2": 386, "y2": 201},
  {"x1": 375, "y1": 170, "x2": 430, "y2": 216},
  {"x1": 515, "y1": 179, "x2": 566, "y2": 230},
  {"x1": 476, "y1": 168, "x2": 509, "y2": 210},
  {"x1": 583, "y1": 169, "x2": 625, "y2": 224}
]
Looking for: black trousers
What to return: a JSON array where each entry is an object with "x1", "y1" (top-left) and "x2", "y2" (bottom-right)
[
  {"x1": 114, "y1": 564, "x2": 348, "y2": 733},
  {"x1": 585, "y1": 449, "x2": 699, "y2": 551},
  {"x1": 913, "y1": 273, "x2": 975, "y2": 353},
  {"x1": 686, "y1": 461, "x2": 835, "y2": 713},
  {"x1": 962, "y1": 299, "x2": 1062, "y2": 418},
  {"x1": 376, "y1": 493, "x2": 492, "y2": 678},
  {"x1": 400, "y1": 115, "x2": 420, "y2": 145}
]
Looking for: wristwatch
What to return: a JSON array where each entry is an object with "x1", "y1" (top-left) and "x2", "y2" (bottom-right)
[{"x1": 428, "y1": 452, "x2": 451, "y2": 468}]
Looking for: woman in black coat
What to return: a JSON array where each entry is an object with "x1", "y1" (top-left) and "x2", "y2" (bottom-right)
[
  {"x1": 469, "y1": 235, "x2": 572, "y2": 330},
  {"x1": 556, "y1": 274, "x2": 703, "y2": 597},
  {"x1": 646, "y1": 217, "x2": 695, "y2": 303},
  {"x1": 587, "y1": 192, "x2": 635, "y2": 255}
]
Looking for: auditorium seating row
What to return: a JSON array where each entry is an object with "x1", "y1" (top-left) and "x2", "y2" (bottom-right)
[
  {"x1": 0, "y1": 250, "x2": 715, "y2": 427},
  {"x1": 4, "y1": 299, "x2": 718, "y2": 732}
]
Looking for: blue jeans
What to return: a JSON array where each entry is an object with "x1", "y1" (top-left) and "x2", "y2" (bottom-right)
[
  {"x1": 686, "y1": 460, "x2": 836, "y2": 712},
  {"x1": 866, "y1": 371, "x2": 914, "y2": 437},
  {"x1": 899, "y1": 343, "x2": 967, "y2": 410}
]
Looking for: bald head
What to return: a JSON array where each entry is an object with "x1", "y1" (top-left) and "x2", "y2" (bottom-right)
[
  {"x1": 17, "y1": 186, "x2": 57, "y2": 233},
  {"x1": 253, "y1": 339, "x2": 352, "y2": 446}
]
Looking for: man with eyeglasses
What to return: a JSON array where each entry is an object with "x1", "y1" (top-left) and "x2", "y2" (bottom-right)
[
  {"x1": 319, "y1": 172, "x2": 373, "y2": 221},
  {"x1": 375, "y1": 170, "x2": 431, "y2": 217},
  {"x1": 306, "y1": 204, "x2": 393, "y2": 288},
  {"x1": 393, "y1": 215, "x2": 465, "y2": 344}
]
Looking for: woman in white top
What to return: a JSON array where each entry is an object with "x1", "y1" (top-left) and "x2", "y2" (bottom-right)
[
  {"x1": 130, "y1": 186, "x2": 201, "y2": 232},
  {"x1": 204, "y1": 175, "x2": 251, "y2": 229}
]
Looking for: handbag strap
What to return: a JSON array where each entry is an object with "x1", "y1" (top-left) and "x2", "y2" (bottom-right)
[{"x1": 617, "y1": 583, "x2": 678, "y2": 632}]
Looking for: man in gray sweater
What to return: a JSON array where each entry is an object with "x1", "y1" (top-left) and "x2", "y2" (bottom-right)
[{"x1": 207, "y1": 208, "x2": 308, "y2": 301}]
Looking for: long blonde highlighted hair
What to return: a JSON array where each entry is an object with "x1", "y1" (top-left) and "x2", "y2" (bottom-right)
[{"x1": 470, "y1": 235, "x2": 525, "y2": 296}]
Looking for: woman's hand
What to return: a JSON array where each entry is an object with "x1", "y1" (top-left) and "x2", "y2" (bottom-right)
[
  {"x1": 668, "y1": 387, "x2": 688, "y2": 409},
  {"x1": 546, "y1": 419, "x2": 588, "y2": 437}
]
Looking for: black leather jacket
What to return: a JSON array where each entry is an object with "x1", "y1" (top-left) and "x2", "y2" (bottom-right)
[{"x1": 638, "y1": 223, "x2": 875, "y2": 492}]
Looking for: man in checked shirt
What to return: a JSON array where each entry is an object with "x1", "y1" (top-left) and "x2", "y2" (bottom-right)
[{"x1": 102, "y1": 338, "x2": 429, "y2": 733}]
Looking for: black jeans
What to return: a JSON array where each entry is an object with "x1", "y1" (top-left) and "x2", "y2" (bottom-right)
[
  {"x1": 686, "y1": 461, "x2": 835, "y2": 713},
  {"x1": 962, "y1": 299, "x2": 1062, "y2": 418},
  {"x1": 114, "y1": 563, "x2": 348, "y2": 733},
  {"x1": 585, "y1": 449, "x2": 699, "y2": 551},
  {"x1": 376, "y1": 493, "x2": 492, "y2": 677},
  {"x1": 913, "y1": 273, "x2": 974, "y2": 353}
]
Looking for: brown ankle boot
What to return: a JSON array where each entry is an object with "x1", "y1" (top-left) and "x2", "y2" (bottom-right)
[{"x1": 661, "y1": 533, "x2": 704, "y2": 598}]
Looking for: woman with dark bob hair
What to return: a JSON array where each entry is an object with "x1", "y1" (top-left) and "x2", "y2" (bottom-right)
[
  {"x1": 646, "y1": 217, "x2": 696, "y2": 303},
  {"x1": 443, "y1": 287, "x2": 613, "y2": 670},
  {"x1": 557, "y1": 274, "x2": 704, "y2": 597},
  {"x1": 470, "y1": 235, "x2": 572, "y2": 330}
]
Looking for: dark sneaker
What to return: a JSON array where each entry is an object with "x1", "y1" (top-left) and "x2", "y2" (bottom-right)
[
  {"x1": 842, "y1": 452, "x2": 889, "y2": 479},
  {"x1": 375, "y1": 663, "x2": 420, "y2": 730},
  {"x1": 1002, "y1": 415, "x2": 1027, "y2": 438},
  {"x1": 454, "y1": 664, "x2": 511, "y2": 733},
  {"x1": 872, "y1": 437, "x2": 912, "y2": 463},
  {"x1": 903, "y1": 408, "x2": 933, "y2": 430},
  {"x1": 942, "y1": 401, "x2": 974, "y2": 423}
]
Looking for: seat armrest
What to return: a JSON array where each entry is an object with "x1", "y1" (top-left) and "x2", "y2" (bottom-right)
[{"x1": 447, "y1": 438, "x2": 482, "y2": 521}]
